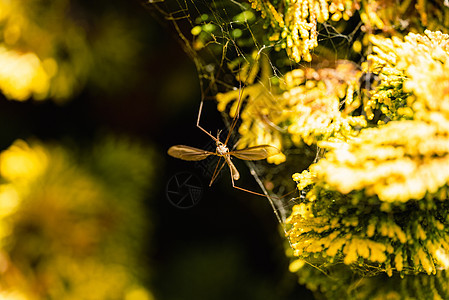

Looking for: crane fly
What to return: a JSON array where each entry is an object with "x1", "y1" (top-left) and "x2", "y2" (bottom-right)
[
  {"x1": 167, "y1": 71, "x2": 283, "y2": 196},
  {"x1": 168, "y1": 141, "x2": 280, "y2": 193}
]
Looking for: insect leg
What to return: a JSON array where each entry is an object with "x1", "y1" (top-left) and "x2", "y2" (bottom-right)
[
  {"x1": 209, "y1": 156, "x2": 227, "y2": 186},
  {"x1": 224, "y1": 82, "x2": 243, "y2": 146},
  {"x1": 196, "y1": 99, "x2": 220, "y2": 143},
  {"x1": 230, "y1": 172, "x2": 267, "y2": 197}
]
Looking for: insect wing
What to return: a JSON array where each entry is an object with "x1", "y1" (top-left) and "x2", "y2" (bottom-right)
[
  {"x1": 168, "y1": 145, "x2": 215, "y2": 161},
  {"x1": 230, "y1": 145, "x2": 280, "y2": 161}
]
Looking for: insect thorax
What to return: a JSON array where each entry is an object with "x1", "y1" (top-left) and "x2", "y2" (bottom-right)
[{"x1": 216, "y1": 142, "x2": 229, "y2": 155}]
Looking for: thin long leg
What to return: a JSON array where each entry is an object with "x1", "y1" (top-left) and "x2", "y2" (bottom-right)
[
  {"x1": 278, "y1": 189, "x2": 297, "y2": 199},
  {"x1": 196, "y1": 99, "x2": 220, "y2": 143},
  {"x1": 230, "y1": 172, "x2": 268, "y2": 197},
  {"x1": 209, "y1": 156, "x2": 227, "y2": 186},
  {"x1": 224, "y1": 80, "x2": 243, "y2": 146},
  {"x1": 229, "y1": 171, "x2": 298, "y2": 199},
  {"x1": 195, "y1": 39, "x2": 230, "y2": 143},
  {"x1": 223, "y1": 54, "x2": 261, "y2": 146}
]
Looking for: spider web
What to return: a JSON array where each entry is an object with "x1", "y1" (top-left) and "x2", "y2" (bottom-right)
[{"x1": 147, "y1": 0, "x2": 365, "y2": 233}]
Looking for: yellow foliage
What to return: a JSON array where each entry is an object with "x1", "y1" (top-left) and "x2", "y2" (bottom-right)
[
  {"x1": 360, "y1": 0, "x2": 449, "y2": 35},
  {"x1": 0, "y1": 0, "x2": 142, "y2": 102},
  {"x1": 0, "y1": 139, "x2": 155, "y2": 299},
  {"x1": 248, "y1": 0, "x2": 360, "y2": 62},
  {"x1": 217, "y1": 59, "x2": 367, "y2": 165},
  {"x1": 311, "y1": 120, "x2": 449, "y2": 202},
  {"x1": 0, "y1": 48, "x2": 52, "y2": 100},
  {"x1": 0, "y1": 139, "x2": 48, "y2": 182}
]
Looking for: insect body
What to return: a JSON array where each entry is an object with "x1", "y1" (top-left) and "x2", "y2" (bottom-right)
[
  {"x1": 214, "y1": 141, "x2": 239, "y2": 180},
  {"x1": 168, "y1": 70, "x2": 281, "y2": 196},
  {"x1": 168, "y1": 139, "x2": 280, "y2": 189}
]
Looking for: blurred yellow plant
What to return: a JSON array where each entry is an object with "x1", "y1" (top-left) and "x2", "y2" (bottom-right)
[
  {"x1": 0, "y1": 138, "x2": 155, "y2": 300},
  {"x1": 0, "y1": 47, "x2": 53, "y2": 101},
  {"x1": 0, "y1": 0, "x2": 143, "y2": 102},
  {"x1": 0, "y1": 139, "x2": 48, "y2": 183},
  {"x1": 0, "y1": 0, "x2": 90, "y2": 101}
]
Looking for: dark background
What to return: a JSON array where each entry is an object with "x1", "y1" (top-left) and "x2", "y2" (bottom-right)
[{"x1": 0, "y1": 1, "x2": 314, "y2": 299}]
